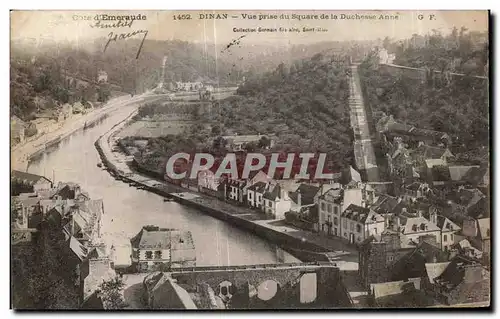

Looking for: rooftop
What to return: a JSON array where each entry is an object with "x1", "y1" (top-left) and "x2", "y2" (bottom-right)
[
  {"x1": 11, "y1": 170, "x2": 51, "y2": 185},
  {"x1": 342, "y1": 204, "x2": 384, "y2": 224}
]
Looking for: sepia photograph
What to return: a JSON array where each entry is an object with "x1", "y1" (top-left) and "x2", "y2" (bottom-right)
[{"x1": 9, "y1": 9, "x2": 490, "y2": 310}]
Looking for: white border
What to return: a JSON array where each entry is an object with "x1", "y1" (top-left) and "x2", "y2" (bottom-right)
[{"x1": 3, "y1": 1, "x2": 498, "y2": 318}]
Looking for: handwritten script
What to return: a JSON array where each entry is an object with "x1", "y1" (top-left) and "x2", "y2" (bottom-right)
[
  {"x1": 90, "y1": 19, "x2": 148, "y2": 59},
  {"x1": 104, "y1": 30, "x2": 148, "y2": 59}
]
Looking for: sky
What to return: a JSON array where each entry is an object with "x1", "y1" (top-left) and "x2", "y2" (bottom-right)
[{"x1": 11, "y1": 10, "x2": 488, "y2": 46}]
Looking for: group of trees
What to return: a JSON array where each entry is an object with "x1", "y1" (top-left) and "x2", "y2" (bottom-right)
[
  {"x1": 10, "y1": 36, "x2": 247, "y2": 121},
  {"x1": 359, "y1": 28, "x2": 489, "y2": 161},
  {"x1": 10, "y1": 57, "x2": 110, "y2": 120},
  {"x1": 134, "y1": 52, "x2": 354, "y2": 175},
  {"x1": 384, "y1": 27, "x2": 488, "y2": 76}
]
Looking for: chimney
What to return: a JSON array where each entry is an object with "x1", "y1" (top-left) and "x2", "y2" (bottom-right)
[
  {"x1": 297, "y1": 191, "x2": 301, "y2": 207},
  {"x1": 430, "y1": 210, "x2": 437, "y2": 225}
]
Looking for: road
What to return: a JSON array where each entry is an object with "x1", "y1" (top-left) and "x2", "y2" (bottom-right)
[
  {"x1": 11, "y1": 93, "x2": 153, "y2": 171},
  {"x1": 349, "y1": 64, "x2": 380, "y2": 182}
]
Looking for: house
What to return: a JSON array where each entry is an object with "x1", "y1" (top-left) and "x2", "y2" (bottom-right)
[
  {"x1": 11, "y1": 115, "x2": 27, "y2": 144},
  {"x1": 386, "y1": 209, "x2": 441, "y2": 248},
  {"x1": 80, "y1": 245, "x2": 116, "y2": 301},
  {"x1": 378, "y1": 48, "x2": 396, "y2": 65},
  {"x1": 448, "y1": 165, "x2": 480, "y2": 182},
  {"x1": 130, "y1": 226, "x2": 196, "y2": 272},
  {"x1": 429, "y1": 255, "x2": 490, "y2": 306},
  {"x1": 458, "y1": 218, "x2": 490, "y2": 265},
  {"x1": 31, "y1": 117, "x2": 56, "y2": 134},
  {"x1": 143, "y1": 272, "x2": 198, "y2": 309},
  {"x1": 97, "y1": 70, "x2": 108, "y2": 83},
  {"x1": 342, "y1": 165, "x2": 362, "y2": 184},
  {"x1": 220, "y1": 134, "x2": 275, "y2": 151},
  {"x1": 289, "y1": 183, "x2": 321, "y2": 214},
  {"x1": 317, "y1": 186, "x2": 343, "y2": 236},
  {"x1": 11, "y1": 170, "x2": 53, "y2": 194},
  {"x1": 317, "y1": 183, "x2": 377, "y2": 237},
  {"x1": 341, "y1": 204, "x2": 385, "y2": 244},
  {"x1": 245, "y1": 170, "x2": 272, "y2": 189},
  {"x1": 61, "y1": 199, "x2": 104, "y2": 244},
  {"x1": 403, "y1": 182, "x2": 432, "y2": 201},
  {"x1": 197, "y1": 169, "x2": 220, "y2": 193},
  {"x1": 368, "y1": 278, "x2": 435, "y2": 307},
  {"x1": 359, "y1": 232, "x2": 416, "y2": 287},
  {"x1": 386, "y1": 137, "x2": 416, "y2": 180},
  {"x1": 371, "y1": 194, "x2": 401, "y2": 216},
  {"x1": 227, "y1": 179, "x2": 247, "y2": 204},
  {"x1": 413, "y1": 144, "x2": 454, "y2": 169},
  {"x1": 449, "y1": 239, "x2": 483, "y2": 260},
  {"x1": 460, "y1": 165, "x2": 489, "y2": 187},
  {"x1": 262, "y1": 182, "x2": 293, "y2": 219},
  {"x1": 359, "y1": 231, "x2": 450, "y2": 288},
  {"x1": 60, "y1": 103, "x2": 74, "y2": 120},
  {"x1": 377, "y1": 114, "x2": 451, "y2": 146},
  {"x1": 429, "y1": 212, "x2": 461, "y2": 252},
  {"x1": 175, "y1": 82, "x2": 203, "y2": 91},
  {"x1": 51, "y1": 182, "x2": 90, "y2": 201},
  {"x1": 246, "y1": 181, "x2": 268, "y2": 209},
  {"x1": 243, "y1": 170, "x2": 272, "y2": 206},
  {"x1": 450, "y1": 187, "x2": 488, "y2": 220}
]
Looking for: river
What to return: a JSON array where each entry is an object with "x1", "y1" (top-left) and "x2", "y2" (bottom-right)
[{"x1": 25, "y1": 100, "x2": 299, "y2": 266}]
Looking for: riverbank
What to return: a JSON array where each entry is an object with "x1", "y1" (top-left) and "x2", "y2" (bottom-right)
[
  {"x1": 11, "y1": 93, "x2": 153, "y2": 171},
  {"x1": 95, "y1": 110, "x2": 358, "y2": 269}
]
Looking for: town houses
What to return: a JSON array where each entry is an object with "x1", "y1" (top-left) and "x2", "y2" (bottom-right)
[{"x1": 11, "y1": 172, "x2": 117, "y2": 308}]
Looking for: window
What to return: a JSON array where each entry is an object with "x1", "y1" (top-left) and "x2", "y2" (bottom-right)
[
  {"x1": 374, "y1": 228, "x2": 378, "y2": 234},
  {"x1": 343, "y1": 219, "x2": 347, "y2": 228},
  {"x1": 388, "y1": 255, "x2": 394, "y2": 262},
  {"x1": 443, "y1": 235, "x2": 448, "y2": 242},
  {"x1": 327, "y1": 204, "x2": 332, "y2": 213},
  {"x1": 132, "y1": 249, "x2": 139, "y2": 259},
  {"x1": 356, "y1": 224, "x2": 362, "y2": 233},
  {"x1": 145, "y1": 251, "x2": 153, "y2": 259},
  {"x1": 334, "y1": 206, "x2": 339, "y2": 215},
  {"x1": 268, "y1": 201, "x2": 272, "y2": 207},
  {"x1": 334, "y1": 217, "x2": 339, "y2": 226},
  {"x1": 450, "y1": 234, "x2": 454, "y2": 241},
  {"x1": 154, "y1": 250, "x2": 162, "y2": 259},
  {"x1": 321, "y1": 202, "x2": 326, "y2": 211},
  {"x1": 327, "y1": 215, "x2": 331, "y2": 222}
]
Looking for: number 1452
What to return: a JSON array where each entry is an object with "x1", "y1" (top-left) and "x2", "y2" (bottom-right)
[{"x1": 173, "y1": 14, "x2": 192, "y2": 20}]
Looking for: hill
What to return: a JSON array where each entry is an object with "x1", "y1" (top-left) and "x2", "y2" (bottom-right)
[{"x1": 127, "y1": 52, "x2": 354, "y2": 178}]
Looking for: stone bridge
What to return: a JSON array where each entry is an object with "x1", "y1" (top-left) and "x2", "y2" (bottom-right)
[{"x1": 168, "y1": 262, "x2": 353, "y2": 308}]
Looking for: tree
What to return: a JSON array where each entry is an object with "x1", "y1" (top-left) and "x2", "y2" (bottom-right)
[
  {"x1": 99, "y1": 276, "x2": 127, "y2": 309},
  {"x1": 211, "y1": 125, "x2": 221, "y2": 136},
  {"x1": 383, "y1": 36, "x2": 392, "y2": 50},
  {"x1": 258, "y1": 136, "x2": 271, "y2": 149}
]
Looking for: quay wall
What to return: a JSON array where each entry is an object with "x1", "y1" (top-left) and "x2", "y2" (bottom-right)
[{"x1": 95, "y1": 131, "x2": 332, "y2": 263}]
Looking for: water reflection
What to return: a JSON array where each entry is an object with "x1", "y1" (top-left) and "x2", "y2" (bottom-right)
[{"x1": 26, "y1": 106, "x2": 300, "y2": 266}]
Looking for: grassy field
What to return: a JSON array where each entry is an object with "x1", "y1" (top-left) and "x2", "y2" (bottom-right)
[{"x1": 117, "y1": 118, "x2": 194, "y2": 138}]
